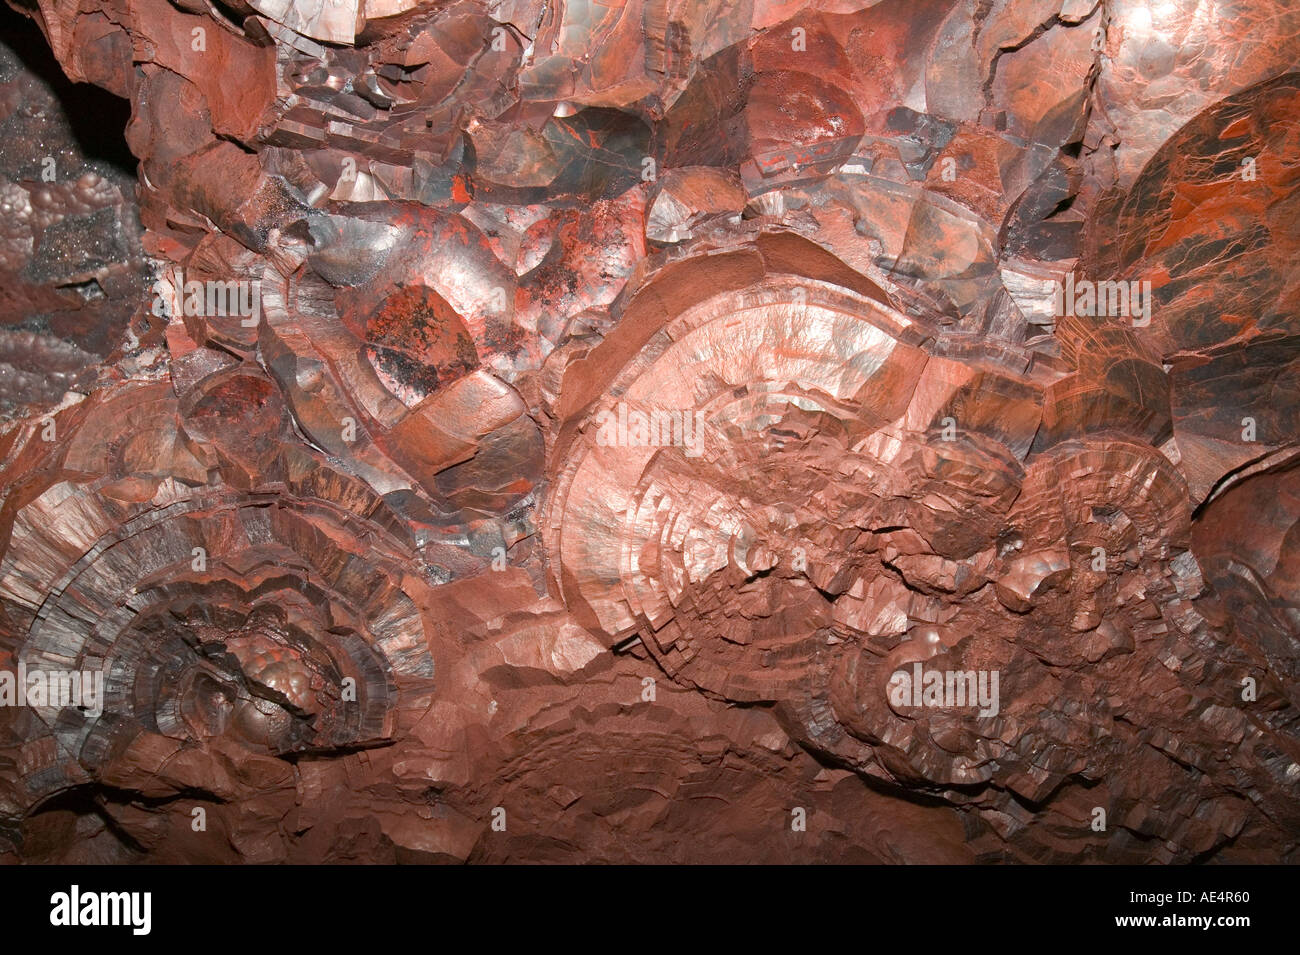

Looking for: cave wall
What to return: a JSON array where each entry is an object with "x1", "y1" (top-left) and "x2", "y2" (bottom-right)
[{"x1": 0, "y1": 0, "x2": 1297, "y2": 863}]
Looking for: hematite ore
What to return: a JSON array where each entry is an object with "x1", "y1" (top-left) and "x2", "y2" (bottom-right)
[{"x1": 0, "y1": 0, "x2": 1297, "y2": 864}]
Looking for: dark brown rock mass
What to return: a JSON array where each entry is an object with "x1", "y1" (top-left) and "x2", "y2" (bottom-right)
[{"x1": 0, "y1": 0, "x2": 1297, "y2": 864}]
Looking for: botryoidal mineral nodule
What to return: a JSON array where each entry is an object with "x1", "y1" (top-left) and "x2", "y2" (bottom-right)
[{"x1": 0, "y1": 0, "x2": 1297, "y2": 864}]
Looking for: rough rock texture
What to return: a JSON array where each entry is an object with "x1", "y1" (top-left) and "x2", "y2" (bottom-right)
[
  {"x1": 0, "y1": 0, "x2": 1297, "y2": 863},
  {"x1": 0, "y1": 8, "x2": 143, "y2": 418}
]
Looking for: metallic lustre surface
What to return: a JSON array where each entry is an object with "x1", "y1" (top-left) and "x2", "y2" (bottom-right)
[{"x1": 0, "y1": 0, "x2": 1296, "y2": 863}]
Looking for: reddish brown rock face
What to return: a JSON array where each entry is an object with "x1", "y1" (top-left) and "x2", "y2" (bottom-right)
[{"x1": 0, "y1": 0, "x2": 1297, "y2": 864}]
